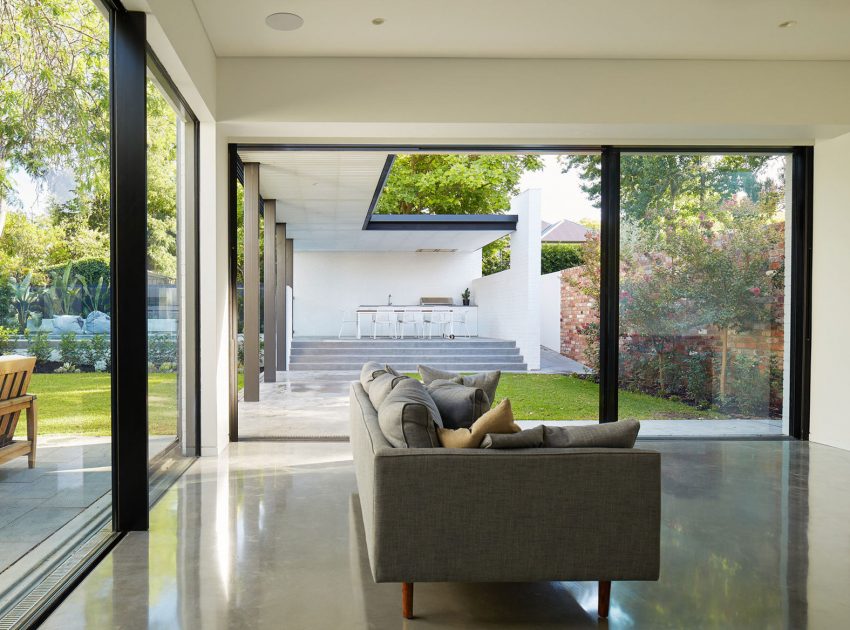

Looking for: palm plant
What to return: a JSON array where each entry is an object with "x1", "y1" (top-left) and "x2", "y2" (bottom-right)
[
  {"x1": 79, "y1": 275, "x2": 110, "y2": 316},
  {"x1": 9, "y1": 273, "x2": 42, "y2": 333},
  {"x1": 49, "y1": 263, "x2": 82, "y2": 316}
]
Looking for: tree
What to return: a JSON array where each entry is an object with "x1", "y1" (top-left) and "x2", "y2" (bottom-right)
[
  {"x1": 559, "y1": 154, "x2": 776, "y2": 222},
  {"x1": 146, "y1": 79, "x2": 178, "y2": 279},
  {"x1": 0, "y1": 0, "x2": 110, "y2": 235},
  {"x1": 375, "y1": 154, "x2": 543, "y2": 215}
]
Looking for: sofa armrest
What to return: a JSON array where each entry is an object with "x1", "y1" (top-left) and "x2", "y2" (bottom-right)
[{"x1": 368, "y1": 447, "x2": 661, "y2": 584}]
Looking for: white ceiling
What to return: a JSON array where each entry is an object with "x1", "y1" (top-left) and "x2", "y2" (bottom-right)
[
  {"x1": 193, "y1": 0, "x2": 850, "y2": 60},
  {"x1": 237, "y1": 149, "x2": 511, "y2": 252}
]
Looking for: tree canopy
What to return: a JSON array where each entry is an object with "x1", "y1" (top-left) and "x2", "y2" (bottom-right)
[{"x1": 374, "y1": 154, "x2": 543, "y2": 215}]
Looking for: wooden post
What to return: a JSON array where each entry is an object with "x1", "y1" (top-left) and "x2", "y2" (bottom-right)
[
  {"x1": 26, "y1": 397, "x2": 37, "y2": 469},
  {"x1": 275, "y1": 223, "x2": 287, "y2": 369},
  {"x1": 263, "y1": 200, "x2": 277, "y2": 382},
  {"x1": 598, "y1": 580, "x2": 611, "y2": 618},
  {"x1": 402, "y1": 582, "x2": 414, "y2": 619},
  {"x1": 243, "y1": 163, "x2": 260, "y2": 402}
]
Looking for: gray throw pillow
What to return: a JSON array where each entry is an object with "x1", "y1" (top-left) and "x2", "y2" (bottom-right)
[
  {"x1": 368, "y1": 373, "x2": 408, "y2": 410},
  {"x1": 543, "y1": 420, "x2": 640, "y2": 448},
  {"x1": 417, "y1": 365, "x2": 501, "y2": 407},
  {"x1": 360, "y1": 361, "x2": 387, "y2": 393},
  {"x1": 426, "y1": 380, "x2": 490, "y2": 430},
  {"x1": 480, "y1": 425, "x2": 545, "y2": 449},
  {"x1": 378, "y1": 378, "x2": 444, "y2": 448}
]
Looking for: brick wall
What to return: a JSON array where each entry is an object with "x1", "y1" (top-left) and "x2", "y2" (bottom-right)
[{"x1": 559, "y1": 235, "x2": 786, "y2": 410}]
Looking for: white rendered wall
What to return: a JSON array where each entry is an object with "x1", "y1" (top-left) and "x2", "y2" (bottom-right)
[
  {"x1": 471, "y1": 190, "x2": 542, "y2": 369},
  {"x1": 540, "y1": 271, "x2": 562, "y2": 352},
  {"x1": 810, "y1": 132, "x2": 850, "y2": 451},
  {"x1": 292, "y1": 251, "x2": 482, "y2": 337}
]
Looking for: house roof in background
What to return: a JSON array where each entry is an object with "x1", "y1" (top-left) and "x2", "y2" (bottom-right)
[{"x1": 541, "y1": 219, "x2": 593, "y2": 243}]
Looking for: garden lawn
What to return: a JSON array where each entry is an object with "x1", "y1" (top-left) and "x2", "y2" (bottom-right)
[
  {"x1": 407, "y1": 373, "x2": 720, "y2": 421},
  {"x1": 15, "y1": 373, "x2": 179, "y2": 436}
]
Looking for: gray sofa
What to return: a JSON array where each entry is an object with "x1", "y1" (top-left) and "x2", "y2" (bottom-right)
[{"x1": 350, "y1": 381, "x2": 661, "y2": 620}]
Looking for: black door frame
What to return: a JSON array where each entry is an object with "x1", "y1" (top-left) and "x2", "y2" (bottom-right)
[{"x1": 228, "y1": 143, "x2": 812, "y2": 441}]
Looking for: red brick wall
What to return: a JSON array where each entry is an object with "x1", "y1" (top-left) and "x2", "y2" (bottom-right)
[{"x1": 559, "y1": 236, "x2": 786, "y2": 409}]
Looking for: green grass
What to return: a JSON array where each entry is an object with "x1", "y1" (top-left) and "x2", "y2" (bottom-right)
[
  {"x1": 407, "y1": 373, "x2": 719, "y2": 421},
  {"x1": 15, "y1": 373, "x2": 179, "y2": 437}
]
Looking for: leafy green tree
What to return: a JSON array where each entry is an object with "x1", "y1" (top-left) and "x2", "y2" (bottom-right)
[
  {"x1": 560, "y1": 154, "x2": 776, "y2": 222},
  {"x1": 375, "y1": 154, "x2": 543, "y2": 215},
  {"x1": 146, "y1": 79, "x2": 178, "y2": 279},
  {"x1": 0, "y1": 0, "x2": 110, "y2": 234}
]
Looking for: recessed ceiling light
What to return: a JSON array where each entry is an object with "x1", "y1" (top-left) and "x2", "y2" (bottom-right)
[
  {"x1": 266, "y1": 12, "x2": 304, "y2": 31},
  {"x1": 371, "y1": 17, "x2": 385, "y2": 26},
  {"x1": 778, "y1": 20, "x2": 797, "y2": 29}
]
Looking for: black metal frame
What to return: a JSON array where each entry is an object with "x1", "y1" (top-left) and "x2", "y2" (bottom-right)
[
  {"x1": 110, "y1": 7, "x2": 148, "y2": 532},
  {"x1": 228, "y1": 146, "x2": 243, "y2": 440},
  {"x1": 789, "y1": 147, "x2": 814, "y2": 440},
  {"x1": 229, "y1": 142, "x2": 813, "y2": 442},
  {"x1": 599, "y1": 147, "x2": 620, "y2": 423}
]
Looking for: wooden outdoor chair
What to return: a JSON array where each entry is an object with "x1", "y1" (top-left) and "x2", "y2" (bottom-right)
[{"x1": 0, "y1": 356, "x2": 38, "y2": 468}]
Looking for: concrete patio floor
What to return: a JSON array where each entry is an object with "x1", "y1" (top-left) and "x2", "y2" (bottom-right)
[
  {"x1": 0, "y1": 434, "x2": 177, "y2": 607},
  {"x1": 238, "y1": 370, "x2": 785, "y2": 440}
]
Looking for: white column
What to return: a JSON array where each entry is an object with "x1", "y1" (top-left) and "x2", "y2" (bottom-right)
[{"x1": 509, "y1": 189, "x2": 542, "y2": 370}]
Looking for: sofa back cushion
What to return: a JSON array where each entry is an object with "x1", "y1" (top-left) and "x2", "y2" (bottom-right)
[
  {"x1": 437, "y1": 398, "x2": 519, "y2": 448},
  {"x1": 360, "y1": 361, "x2": 388, "y2": 393},
  {"x1": 368, "y1": 373, "x2": 409, "y2": 409},
  {"x1": 378, "y1": 378, "x2": 443, "y2": 448},
  {"x1": 543, "y1": 420, "x2": 640, "y2": 448},
  {"x1": 418, "y1": 365, "x2": 500, "y2": 407},
  {"x1": 426, "y1": 379, "x2": 490, "y2": 429}
]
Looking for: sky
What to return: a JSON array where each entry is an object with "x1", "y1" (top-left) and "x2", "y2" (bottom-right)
[{"x1": 517, "y1": 155, "x2": 599, "y2": 225}]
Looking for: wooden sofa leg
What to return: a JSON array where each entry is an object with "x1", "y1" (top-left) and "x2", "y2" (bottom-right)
[
  {"x1": 402, "y1": 582, "x2": 414, "y2": 619},
  {"x1": 598, "y1": 580, "x2": 611, "y2": 618},
  {"x1": 26, "y1": 398, "x2": 37, "y2": 469}
]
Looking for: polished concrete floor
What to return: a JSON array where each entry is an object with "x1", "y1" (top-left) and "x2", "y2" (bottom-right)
[{"x1": 42, "y1": 439, "x2": 850, "y2": 629}]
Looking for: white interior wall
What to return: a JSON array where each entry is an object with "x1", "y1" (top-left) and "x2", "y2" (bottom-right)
[
  {"x1": 471, "y1": 190, "x2": 542, "y2": 369},
  {"x1": 810, "y1": 131, "x2": 850, "y2": 451},
  {"x1": 292, "y1": 251, "x2": 482, "y2": 337},
  {"x1": 540, "y1": 272, "x2": 562, "y2": 352}
]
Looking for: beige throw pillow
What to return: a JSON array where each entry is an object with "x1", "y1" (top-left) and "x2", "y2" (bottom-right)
[{"x1": 437, "y1": 398, "x2": 519, "y2": 448}]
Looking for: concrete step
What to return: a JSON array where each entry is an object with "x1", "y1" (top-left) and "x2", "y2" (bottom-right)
[
  {"x1": 291, "y1": 340, "x2": 516, "y2": 350},
  {"x1": 290, "y1": 354, "x2": 525, "y2": 365},
  {"x1": 291, "y1": 346, "x2": 521, "y2": 357},
  {"x1": 289, "y1": 361, "x2": 529, "y2": 372}
]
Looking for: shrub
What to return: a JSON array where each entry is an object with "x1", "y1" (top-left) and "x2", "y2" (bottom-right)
[
  {"x1": 482, "y1": 237, "x2": 510, "y2": 276},
  {"x1": 541, "y1": 243, "x2": 583, "y2": 274},
  {"x1": 59, "y1": 332, "x2": 82, "y2": 365},
  {"x1": 55, "y1": 362, "x2": 80, "y2": 374},
  {"x1": 83, "y1": 333, "x2": 110, "y2": 370},
  {"x1": 148, "y1": 333, "x2": 177, "y2": 367},
  {"x1": 25, "y1": 330, "x2": 51, "y2": 364},
  {"x1": 0, "y1": 326, "x2": 15, "y2": 355},
  {"x1": 44, "y1": 258, "x2": 109, "y2": 288},
  {"x1": 727, "y1": 354, "x2": 770, "y2": 417}
]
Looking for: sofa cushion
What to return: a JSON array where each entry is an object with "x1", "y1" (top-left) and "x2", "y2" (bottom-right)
[
  {"x1": 426, "y1": 379, "x2": 490, "y2": 430},
  {"x1": 418, "y1": 365, "x2": 501, "y2": 406},
  {"x1": 385, "y1": 364, "x2": 403, "y2": 377},
  {"x1": 368, "y1": 373, "x2": 408, "y2": 409},
  {"x1": 437, "y1": 398, "x2": 519, "y2": 448},
  {"x1": 360, "y1": 361, "x2": 388, "y2": 393},
  {"x1": 378, "y1": 378, "x2": 443, "y2": 448},
  {"x1": 543, "y1": 420, "x2": 640, "y2": 448},
  {"x1": 480, "y1": 425, "x2": 545, "y2": 449}
]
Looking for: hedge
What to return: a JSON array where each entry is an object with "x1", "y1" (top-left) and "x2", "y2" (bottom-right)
[
  {"x1": 44, "y1": 258, "x2": 110, "y2": 287},
  {"x1": 541, "y1": 243, "x2": 583, "y2": 274}
]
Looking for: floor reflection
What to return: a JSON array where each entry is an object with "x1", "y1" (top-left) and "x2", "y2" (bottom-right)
[{"x1": 41, "y1": 440, "x2": 850, "y2": 629}]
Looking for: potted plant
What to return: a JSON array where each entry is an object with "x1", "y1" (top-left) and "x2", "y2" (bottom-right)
[{"x1": 461, "y1": 288, "x2": 471, "y2": 306}]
